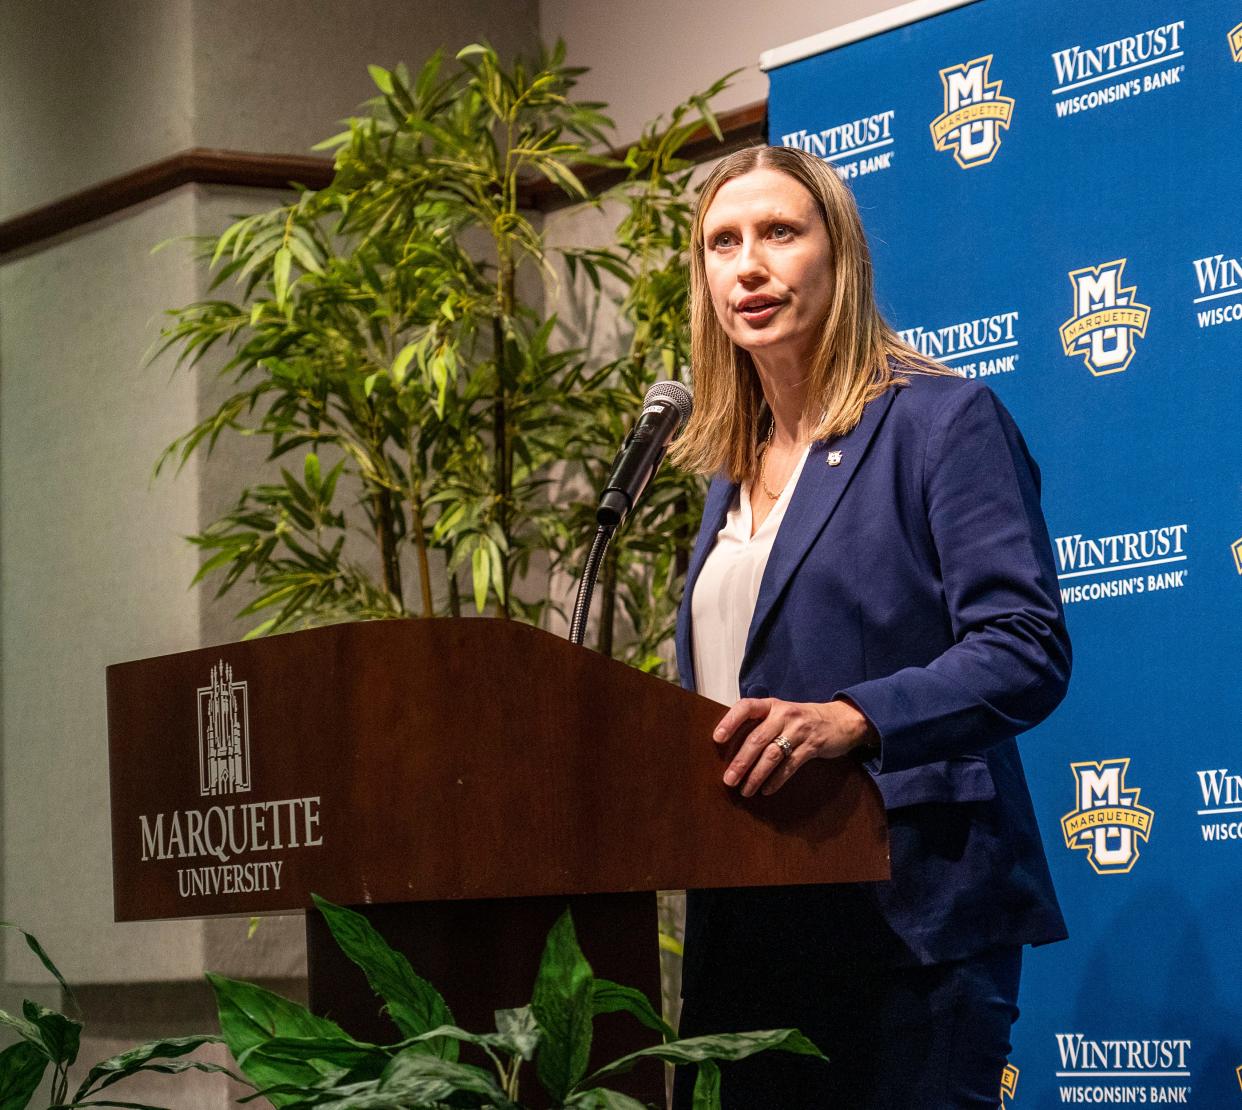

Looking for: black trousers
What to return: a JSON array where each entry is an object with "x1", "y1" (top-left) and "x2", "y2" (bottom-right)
[{"x1": 671, "y1": 886, "x2": 1021, "y2": 1110}]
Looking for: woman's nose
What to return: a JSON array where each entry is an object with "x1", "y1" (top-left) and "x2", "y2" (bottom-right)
[{"x1": 736, "y1": 238, "x2": 768, "y2": 282}]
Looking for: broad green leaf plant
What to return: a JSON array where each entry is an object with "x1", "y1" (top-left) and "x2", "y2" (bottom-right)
[
  {"x1": 0, "y1": 921, "x2": 233, "y2": 1109},
  {"x1": 0, "y1": 907, "x2": 821, "y2": 1108},
  {"x1": 157, "y1": 43, "x2": 723, "y2": 672},
  {"x1": 208, "y1": 896, "x2": 822, "y2": 1108}
]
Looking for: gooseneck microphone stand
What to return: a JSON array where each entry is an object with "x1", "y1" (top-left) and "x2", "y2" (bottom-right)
[{"x1": 568, "y1": 524, "x2": 616, "y2": 647}]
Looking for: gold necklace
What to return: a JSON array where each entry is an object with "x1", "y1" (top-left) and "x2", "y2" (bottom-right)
[{"x1": 758, "y1": 420, "x2": 783, "y2": 500}]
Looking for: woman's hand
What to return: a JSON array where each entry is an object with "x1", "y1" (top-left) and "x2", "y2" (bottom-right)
[{"x1": 715, "y1": 697, "x2": 878, "y2": 797}]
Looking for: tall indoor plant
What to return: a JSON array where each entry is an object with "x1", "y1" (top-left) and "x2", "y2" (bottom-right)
[{"x1": 156, "y1": 43, "x2": 726, "y2": 672}]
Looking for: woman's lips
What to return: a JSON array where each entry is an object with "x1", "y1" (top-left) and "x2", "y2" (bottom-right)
[{"x1": 737, "y1": 298, "x2": 784, "y2": 323}]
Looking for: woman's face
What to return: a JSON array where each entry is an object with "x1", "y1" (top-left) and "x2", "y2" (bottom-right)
[{"x1": 700, "y1": 166, "x2": 833, "y2": 371}]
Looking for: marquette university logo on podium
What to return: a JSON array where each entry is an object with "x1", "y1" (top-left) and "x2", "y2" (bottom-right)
[
  {"x1": 1061, "y1": 758, "x2": 1155, "y2": 874},
  {"x1": 133, "y1": 657, "x2": 324, "y2": 900},
  {"x1": 198, "y1": 660, "x2": 251, "y2": 797}
]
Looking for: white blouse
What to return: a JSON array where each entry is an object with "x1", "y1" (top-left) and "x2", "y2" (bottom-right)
[{"x1": 690, "y1": 447, "x2": 811, "y2": 705}]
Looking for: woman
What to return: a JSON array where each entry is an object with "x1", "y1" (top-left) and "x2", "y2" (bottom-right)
[{"x1": 669, "y1": 145, "x2": 1070, "y2": 1108}]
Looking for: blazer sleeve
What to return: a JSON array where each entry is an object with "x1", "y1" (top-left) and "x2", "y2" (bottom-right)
[{"x1": 837, "y1": 383, "x2": 1071, "y2": 774}]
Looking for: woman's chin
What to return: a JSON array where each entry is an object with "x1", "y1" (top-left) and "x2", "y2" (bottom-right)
[{"x1": 731, "y1": 329, "x2": 813, "y2": 367}]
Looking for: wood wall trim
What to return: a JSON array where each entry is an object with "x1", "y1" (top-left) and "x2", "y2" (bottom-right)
[
  {"x1": 0, "y1": 150, "x2": 335, "y2": 256},
  {"x1": 0, "y1": 101, "x2": 766, "y2": 257}
]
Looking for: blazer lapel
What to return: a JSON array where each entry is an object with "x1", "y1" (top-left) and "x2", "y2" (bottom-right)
[
  {"x1": 675, "y1": 474, "x2": 737, "y2": 691},
  {"x1": 740, "y1": 388, "x2": 898, "y2": 673}
]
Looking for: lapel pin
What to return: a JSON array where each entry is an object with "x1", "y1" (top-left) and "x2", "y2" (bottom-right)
[{"x1": 826, "y1": 450, "x2": 843, "y2": 467}]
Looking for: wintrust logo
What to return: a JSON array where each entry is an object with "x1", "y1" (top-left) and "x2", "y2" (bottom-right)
[
  {"x1": 1059, "y1": 259, "x2": 1151, "y2": 375},
  {"x1": 1229, "y1": 22, "x2": 1242, "y2": 63},
  {"x1": 1051, "y1": 20, "x2": 1185, "y2": 117},
  {"x1": 930, "y1": 56, "x2": 1014, "y2": 168},
  {"x1": 780, "y1": 109, "x2": 897, "y2": 180},
  {"x1": 1054, "y1": 1033, "x2": 1191, "y2": 1103},
  {"x1": 1055, "y1": 524, "x2": 1189, "y2": 605},
  {"x1": 898, "y1": 310, "x2": 1019, "y2": 378}
]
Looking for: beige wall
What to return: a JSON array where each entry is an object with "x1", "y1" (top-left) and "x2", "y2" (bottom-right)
[
  {"x1": 541, "y1": 0, "x2": 902, "y2": 141},
  {"x1": 0, "y1": 191, "x2": 206, "y2": 982},
  {"x1": 0, "y1": 0, "x2": 194, "y2": 221}
]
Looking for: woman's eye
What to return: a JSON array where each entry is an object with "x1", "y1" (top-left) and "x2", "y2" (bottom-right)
[
  {"x1": 771, "y1": 224, "x2": 793, "y2": 240},
  {"x1": 712, "y1": 233, "x2": 736, "y2": 249}
]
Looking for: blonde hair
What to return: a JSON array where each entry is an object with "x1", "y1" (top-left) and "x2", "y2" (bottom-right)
[{"x1": 670, "y1": 145, "x2": 952, "y2": 481}]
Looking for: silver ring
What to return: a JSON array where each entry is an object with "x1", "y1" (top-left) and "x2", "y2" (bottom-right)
[{"x1": 771, "y1": 735, "x2": 793, "y2": 759}]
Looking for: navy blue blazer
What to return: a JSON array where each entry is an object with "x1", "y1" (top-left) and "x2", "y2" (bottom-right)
[{"x1": 674, "y1": 371, "x2": 1070, "y2": 965}]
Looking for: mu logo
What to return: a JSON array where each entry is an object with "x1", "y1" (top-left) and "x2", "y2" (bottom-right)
[
  {"x1": 1061, "y1": 759, "x2": 1154, "y2": 874},
  {"x1": 1059, "y1": 259, "x2": 1151, "y2": 375},
  {"x1": 930, "y1": 55, "x2": 1015, "y2": 168}
]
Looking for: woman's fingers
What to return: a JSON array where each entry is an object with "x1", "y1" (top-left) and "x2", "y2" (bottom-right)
[
  {"x1": 715, "y1": 699, "x2": 833, "y2": 796},
  {"x1": 713, "y1": 697, "x2": 772, "y2": 744},
  {"x1": 719, "y1": 701, "x2": 783, "y2": 788},
  {"x1": 715, "y1": 700, "x2": 866, "y2": 797},
  {"x1": 760, "y1": 741, "x2": 815, "y2": 796},
  {"x1": 737, "y1": 736, "x2": 792, "y2": 796}
]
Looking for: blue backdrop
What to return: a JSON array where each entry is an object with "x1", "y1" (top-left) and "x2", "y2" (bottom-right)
[{"x1": 768, "y1": 1, "x2": 1242, "y2": 1105}]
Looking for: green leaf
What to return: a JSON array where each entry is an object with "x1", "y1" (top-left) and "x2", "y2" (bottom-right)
[
  {"x1": 380, "y1": 1050, "x2": 509, "y2": 1102},
  {"x1": 471, "y1": 543, "x2": 489, "y2": 614},
  {"x1": 531, "y1": 909, "x2": 594, "y2": 1102},
  {"x1": 207, "y1": 973, "x2": 351, "y2": 1107},
  {"x1": 303, "y1": 452, "x2": 321, "y2": 492},
  {"x1": 237, "y1": 1035, "x2": 387, "y2": 1085},
  {"x1": 272, "y1": 246, "x2": 292, "y2": 306},
  {"x1": 310, "y1": 129, "x2": 352, "y2": 152},
  {"x1": 367, "y1": 64, "x2": 394, "y2": 95},
  {"x1": 587, "y1": 1028, "x2": 824, "y2": 1086},
  {"x1": 74, "y1": 1035, "x2": 227, "y2": 1101},
  {"x1": 591, "y1": 980, "x2": 674, "y2": 1042},
  {"x1": 692, "y1": 1059, "x2": 721, "y2": 1110},
  {"x1": 492, "y1": 1007, "x2": 541, "y2": 1061},
  {"x1": 375, "y1": 1019, "x2": 539, "y2": 1066},
  {"x1": 0, "y1": 1041, "x2": 47, "y2": 1110},
  {"x1": 390, "y1": 342, "x2": 417, "y2": 386},
  {"x1": 0, "y1": 921, "x2": 76, "y2": 1008},
  {"x1": 456, "y1": 43, "x2": 489, "y2": 60},
  {"x1": 486, "y1": 538, "x2": 506, "y2": 604},
  {"x1": 22, "y1": 1000, "x2": 80, "y2": 1066},
  {"x1": 362, "y1": 370, "x2": 382, "y2": 397},
  {"x1": 301, "y1": 1050, "x2": 513, "y2": 1109},
  {"x1": 0, "y1": 1008, "x2": 40, "y2": 1049},
  {"x1": 310, "y1": 896, "x2": 456, "y2": 1059}
]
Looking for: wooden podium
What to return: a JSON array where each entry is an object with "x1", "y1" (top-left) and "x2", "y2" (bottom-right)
[{"x1": 107, "y1": 619, "x2": 888, "y2": 1102}]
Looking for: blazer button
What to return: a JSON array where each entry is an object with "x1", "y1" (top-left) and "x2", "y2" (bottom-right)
[{"x1": 746, "y1": 684, "x2": 770, "y2": 698}]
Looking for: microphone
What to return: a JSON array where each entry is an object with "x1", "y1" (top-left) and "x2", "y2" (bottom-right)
[{"x1": 596, "y1": 381, "x2": 693, "y2": 527}]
